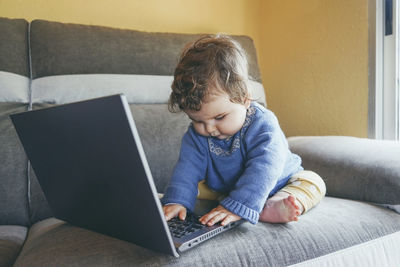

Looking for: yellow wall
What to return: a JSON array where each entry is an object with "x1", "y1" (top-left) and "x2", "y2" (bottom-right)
[
  {"x1": 259, "y1": 0, "x2": 368, "y2": 137},
  {"x1": 0, "y1": 0, "x2": 368, "y2": 137},
  {"x1": 0, "y1": 0, "x2": 262, "y2": 47}
]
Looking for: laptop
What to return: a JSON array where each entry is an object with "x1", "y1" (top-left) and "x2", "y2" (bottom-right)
[{"x1": 10, "y1": 94, "x2": 244, "y2": 257}]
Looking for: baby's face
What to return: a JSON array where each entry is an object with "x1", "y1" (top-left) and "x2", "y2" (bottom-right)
[{"x1": 185, "y1": 91, "x2": 250, "y2": 139}]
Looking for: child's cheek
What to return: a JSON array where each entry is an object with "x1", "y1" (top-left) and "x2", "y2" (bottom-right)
[
  {"x1": 194, "y1": 123, "x2": 206, "y2": 136},
  {"x1": 224, "y1": 118, "x2": 235, "y2": 130}
]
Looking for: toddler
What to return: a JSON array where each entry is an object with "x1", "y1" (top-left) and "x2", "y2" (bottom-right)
[{"x1": 161, "y1": 34, "x2": 326, "y2": 226}]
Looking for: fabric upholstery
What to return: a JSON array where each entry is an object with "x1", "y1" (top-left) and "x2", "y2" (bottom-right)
[
  {"x1": 0, "y1": 17, "x2": 30, "y2": 226},
  {"x1": 29, "y1": 167, "x2": 53, "y2": 224},
  {"x1": 288, "y1": 136, "x2": 400, "y2": 205},
  {"x1": 14, "y1": 197, "x2": 400, "y2": 266},
  {"x1": 0, "y1": 17, "x2": 29, "y2": 76},
  {"x1": 0, "y1": 225, "x2": 27, "y2": 267},
  {"x1": 0, "y1": 104, "x2": 29, "y2": 226},
  {"x1": 129, "y1": 104, "x2": 191, "y2": 192},
  {"x1": 31, "y1": 74, "x2": 174, "y2": 105},
  {"x1": 30, "y1": 75, "x2": 266, "y2": 106},
  {"x1": 0, "y1": 72, "x2": 30, "y2": 103},
  {"x1": 29, "y1": 20, "x2": 262, "y2": 82}
]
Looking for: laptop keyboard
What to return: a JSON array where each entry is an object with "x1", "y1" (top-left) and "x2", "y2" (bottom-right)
[{"x1": 168, "y1": 213, "x2": 206, "y2": 239}]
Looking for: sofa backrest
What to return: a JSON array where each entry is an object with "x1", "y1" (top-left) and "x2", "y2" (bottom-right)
[
  {"x1": 0, "y1": 18, "x2": 266, "y2": 224},
  {"x1": 0, "y1": 17, "x2": 30, "y2": 226},
  {"x1": 29, "y1": 20, "x2": 265, "y2": 105}
]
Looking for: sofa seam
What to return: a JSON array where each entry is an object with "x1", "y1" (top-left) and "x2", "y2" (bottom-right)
[
  {"x1": 26, "y1": 20, "x2": 33, "y2": 226},
  {"x1": 27, "y1": 22, "x2": 33, "y2": 111}
]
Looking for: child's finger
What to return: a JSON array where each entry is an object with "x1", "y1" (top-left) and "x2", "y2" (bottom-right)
[
  {"x1": 207, "y1": 212, "x2": 227, "y2": 226},
  {"x1": 163, "y1": 205, "x2": 182, "y2": 221},
  {"x1": 178, "y1": 208, "x2": 187, "y2": 221},
  {"x1": 163, "y1": 208, "x2": 174, "y2": 221},
  {"x1": 199, "y1": 210, "x2": 219, "y2": 224},
  {"x1": 221, "y1": 215, "x2": 239, "y2": 226}
]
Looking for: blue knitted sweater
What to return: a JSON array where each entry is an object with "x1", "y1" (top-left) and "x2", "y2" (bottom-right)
[{"x1": 161, "y1": 102, "x2": 303, "y2": 224}]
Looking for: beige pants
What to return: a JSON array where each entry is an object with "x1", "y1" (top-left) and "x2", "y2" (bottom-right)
[
  {"x1": 198, "y1": 170, "x2": 326, "y2": 214},
  {"x1": 279, "y1": 170, "x2": 326, "y2": 213}
]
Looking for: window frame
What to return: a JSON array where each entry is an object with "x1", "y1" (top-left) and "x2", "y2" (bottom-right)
[{"x1": 369, "y1": 0, "x2": 399, "y2": 140}]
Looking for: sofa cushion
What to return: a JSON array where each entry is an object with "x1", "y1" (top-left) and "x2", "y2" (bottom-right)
[
  {"x1": 28, "y1": 168, "x2": 53, "y2": 224},
  {"x1": 0, "y1": 17, "x2": 30, "y2": 226},
  {"x1": 0, "y1": 18, "x2": 30, "y2": 103},
  {"x1": 13, "y1": 197, "x2": 400, "y2": 266},
  {"x1": 288, "y1": 136, "x2": 400, "y2": 205},
  {"x1": 0, "y1": 225, "x2": 27, "y2": 267},
  {"x1": 29, "y1": 20, "x2": 266, "y2": 107},
  {"x1": 130, "y1": 104, "x2": 191, "y2": 192},
  {"x1": 29, "y1": 103, "x2": 191, "y2": 223},
  {"x1": 0, "y1": 104, "x2": 30, "y2": 226},
  {"x1": 0, "y1": 17, "x2": 29, "y2": 77},
  {"x1": 0, "y1": 17, "x2": 30, "y2": 104},
  {"x1": 29, "y1": 20, "x2": 261, "y2": 81}
]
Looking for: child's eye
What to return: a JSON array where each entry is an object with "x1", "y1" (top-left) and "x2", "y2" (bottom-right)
[{"x1": 215, "y1": 115, "x2": 225, "y2": 121}]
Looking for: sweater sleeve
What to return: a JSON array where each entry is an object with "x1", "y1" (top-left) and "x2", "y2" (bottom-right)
[
  {"x1": 220, "y1": 110, "x2": 288, "y2": 224},
  {"x1": 161, "y1": 125, "x2": 207, "y2": 211}
]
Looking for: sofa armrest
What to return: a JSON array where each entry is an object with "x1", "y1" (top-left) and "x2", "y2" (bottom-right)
[{"x1": 288, "y1": 136, "x2": 400, "y2": 205}]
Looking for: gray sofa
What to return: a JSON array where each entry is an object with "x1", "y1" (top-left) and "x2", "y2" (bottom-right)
[{"x1": 1, "y1": 17, "x2": 399, "y2": 267}]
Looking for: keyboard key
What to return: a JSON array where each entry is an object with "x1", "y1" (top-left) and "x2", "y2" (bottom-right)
[{"x1": 168, "y1": 212, "x2": 205, "y2": 238}]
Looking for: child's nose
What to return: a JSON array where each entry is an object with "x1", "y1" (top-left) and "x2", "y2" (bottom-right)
[{"x1": 205, "y1": 123, "x2": 216, "y2": 134}]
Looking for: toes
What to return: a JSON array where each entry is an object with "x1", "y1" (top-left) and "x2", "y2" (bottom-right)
[
  {"x1": 287, "y1": 195, "x2": 298, "y2": 208},
  {"x1": 284, "y1": 197, "x2": 296, "y2": 208},
  {"x1": 286, "y1": 196, "x2": 301, "y2": 211},
  {"x1": 287, "y1": 195, "x2": 296, "y2": 204},
  {"x1": 283, "y1": 197, "x2": 291, "y2": 206}
]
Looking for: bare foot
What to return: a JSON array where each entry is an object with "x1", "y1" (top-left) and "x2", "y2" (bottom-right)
[{"x1": 259, "y1": 192, "x2": 303, "y2": 223}]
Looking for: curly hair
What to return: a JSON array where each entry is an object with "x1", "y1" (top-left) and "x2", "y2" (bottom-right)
[{"x1": 169, "y1": 34, "x2": 249, "y2": 112}]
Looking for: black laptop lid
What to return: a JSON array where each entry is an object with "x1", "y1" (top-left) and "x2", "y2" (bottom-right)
[{"x1": 10, "y1": 94, "x2": 178, "y2": 256}]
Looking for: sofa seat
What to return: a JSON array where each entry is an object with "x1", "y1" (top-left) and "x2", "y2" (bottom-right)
[
  {"x1": 12, "y1": 197, "x2": 400, "y2": 267},
  {"x1": 0, "y1": 225, "x2": 27, "y2": 267}
]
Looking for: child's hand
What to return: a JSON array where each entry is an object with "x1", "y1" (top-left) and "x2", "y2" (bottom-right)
[
  {"x1": 163, "y1": 204, "x2": 187, "y2": 221},
  {"x1": 199, "y1": 205, "x2": 241, "y2": 226}
]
